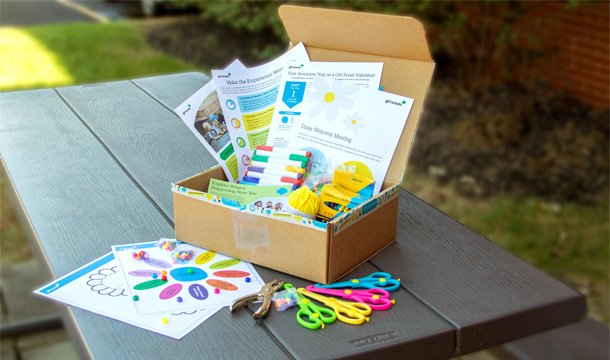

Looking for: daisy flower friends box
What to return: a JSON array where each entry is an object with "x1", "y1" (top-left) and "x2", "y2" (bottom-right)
[{"x1": 173, "y1": 5, "x2": 434, "y2": 284}]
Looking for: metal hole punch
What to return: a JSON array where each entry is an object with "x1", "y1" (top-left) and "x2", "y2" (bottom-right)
[{"x1": 230, "y1": 280, "x2": 284, "y2": 319}]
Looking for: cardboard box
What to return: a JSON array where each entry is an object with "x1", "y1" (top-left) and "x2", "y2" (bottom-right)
[{"x1": 173, "y1": 5, "x2": 435, "y2": 284}]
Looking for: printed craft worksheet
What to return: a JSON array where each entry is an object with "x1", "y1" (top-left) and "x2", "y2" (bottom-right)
[
  {"x1": 34, "y1": 253, "x2": 220, "y2": 339},
  {"x1": 270, "y1": 77, "x2": 415, "y2": 195},
  {"x1": 113, "y1": 240, "x2": 265, "y2": 315},
  {"x1": 212, "y1": 42, "x2": 311, "y2": 179}
]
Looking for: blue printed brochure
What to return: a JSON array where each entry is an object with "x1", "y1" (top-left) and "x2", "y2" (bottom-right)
[{"x1": 212, "y1": 43, "x2": 311, "y2": 180}]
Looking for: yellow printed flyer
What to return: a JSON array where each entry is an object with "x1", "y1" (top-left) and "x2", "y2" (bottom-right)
[
  {"x1": 273, "y1": 77, "x2": 414, "y2": 195},
  {"x1": 211, "y1": 43, "x2": 310, "y2": 180}
]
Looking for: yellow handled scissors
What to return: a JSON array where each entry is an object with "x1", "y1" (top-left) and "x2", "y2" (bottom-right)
[{"x1": 297, "y1": 288, "x2": 371, "y2": 325}]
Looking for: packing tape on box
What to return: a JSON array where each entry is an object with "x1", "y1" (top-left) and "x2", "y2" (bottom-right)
[{"x1": 232, "y1": 211, "x2": 270, "y2": 252}]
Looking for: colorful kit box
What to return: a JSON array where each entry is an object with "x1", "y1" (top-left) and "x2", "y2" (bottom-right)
[{"x1": 173, "y1": 5, "x2": 434, "y2": 284}]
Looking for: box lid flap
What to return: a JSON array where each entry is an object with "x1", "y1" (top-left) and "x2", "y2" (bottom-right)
[
  {"x1": 279, "y1": 5, "x2": 432, "y2": 62},
  {"x1": 279, "y1": 5, "x2": 435, "y2": 186}
]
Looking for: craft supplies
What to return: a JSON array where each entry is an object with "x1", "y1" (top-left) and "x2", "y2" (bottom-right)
[
  {"x1": 131, "y1": 251, "x2": 149, "y2": 260},
  {"x1": 230, "y1": 280, "x2": 284, "y2": 320},
  {"x1": 250, "y1": 160, "x2": 306, "y2": 174},
  {"x1": 317, "y1": 184, "x2": 369, "y2": 221},
  {"x1": 157, "y1": 239, "x2": 177, "y2": 251},
  {"x1": 251, "y1": 154, "x2": 308, "y2": 168},
  {"x1": 171, "y1": 250, "x2": 195, "y2": 264},
  {"x1": 314, "y1": 272, "x2": 401, "y2": 292},
  {"x1": 256, "y1": 145, "x2": 312, "y2": 158},
  {"x1": 247, "y1": 166, "x2": 303, "y2": 180},
  {"x1": 287, "y1": 187, "x2": 320, "y2": 220},
  {"x1": 243, "y1": 173, "x2": 302, "y2": 186},
  {"x1": 306, "y1": 285, "x2": 395, "y2": 311},
  {"x1": 241, "y1": 178, "x2": 299, "y2": 190},
  {"x1": 332, "y1": 169, "x2": 375, "y2": 199},
  {"x1": 283, "y1": 284, "x2": 336, "y2": 330},
  {"x1": 297, "y1": 288, "x2": 371, "y2": 325},
  {"x1": 133, "y1": 295, "x2": 139, "y2": 301},
  {"x1": 271, "y1": 286, "x2": 299, "y2": 312},
  {"x1": 253, "y1": 149, "x2": 310, "y2": 163}
]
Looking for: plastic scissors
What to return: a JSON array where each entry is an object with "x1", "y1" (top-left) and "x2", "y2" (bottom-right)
[
  {"x1": 306, "y1": 285, "x2": 395, "y2": 311},
  {"x1": 284, "y1": 284, "x2": 336, "y2": 330},
  {"x1": 315, "y1": 272, "x2": 401, "y2": 292},
  {"x1": 297, "y1": 288, "x2": 371, "y2": 325}
]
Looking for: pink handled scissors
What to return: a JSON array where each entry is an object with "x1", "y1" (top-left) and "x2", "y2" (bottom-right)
[{"x1": 306, "y1": 285, "x2": 395, "y2": 311}]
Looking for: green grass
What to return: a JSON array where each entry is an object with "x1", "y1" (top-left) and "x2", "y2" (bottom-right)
[
  {"x1": 403, "y1": 166, "x2": 610, "y2": 324},
  {"x1": 1, "y1": 20, "x2": 199, "y2": 264},
  {"x1": 0, "y1": 21, "x2": 197, "y2": 92}
]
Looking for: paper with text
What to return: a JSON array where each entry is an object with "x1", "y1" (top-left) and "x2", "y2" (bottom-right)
[
  {"x1": 212, "y1": 43, "x2": 310, "y2": 179},
  {"x1": 275, "y1": 77, "x2": 414, "y2": 195},
  {"x1": 174, "y1": 60, "x2": 246, "y2": 182},
  {"x1": 34, "y1": 252, "x2": 220, "y2": 339},
  {"x1": 267, "y1": 61, "x2": 383, "y2": 148}
]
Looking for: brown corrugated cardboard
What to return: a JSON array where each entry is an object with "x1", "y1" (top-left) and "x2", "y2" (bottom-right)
[{"x1": 173, "y1": 5, "x2": 434, "y2": 284}]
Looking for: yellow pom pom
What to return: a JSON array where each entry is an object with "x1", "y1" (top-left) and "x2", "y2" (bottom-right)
[{"x1": 288, "y1": 187, "x2": 319, "y2": 218}]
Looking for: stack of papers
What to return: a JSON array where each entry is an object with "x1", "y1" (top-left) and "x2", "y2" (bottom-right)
[
  {"x1": 175, "y1": 42, "x2": 415, "y2": 195},
  {"x1": 34, "y1": 240, "x2": 265, "y2": 339}
]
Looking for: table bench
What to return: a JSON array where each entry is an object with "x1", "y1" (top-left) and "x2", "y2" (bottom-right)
[{"x1": 0, "y1": 72, "x2": 586, "y2": 359}]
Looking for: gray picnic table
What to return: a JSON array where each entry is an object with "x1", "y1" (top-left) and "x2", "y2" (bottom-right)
[{"x1": 0, "y1": 72, "x2": 586, "y2": 359}]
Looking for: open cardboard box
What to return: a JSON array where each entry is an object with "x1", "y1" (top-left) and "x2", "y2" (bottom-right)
[{"x1": 173, "y1": 5, "x2": 435, "y2": 284}]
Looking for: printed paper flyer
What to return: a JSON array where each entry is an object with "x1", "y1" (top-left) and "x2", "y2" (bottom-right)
[
  {"x1": 276, "y1": 77, "x2": 414, "y2": 195},
  {"x1": 207, "y1": 178, "x2": 292, "y2": 211},
  {"x1": 174, "y1": 60, "x2": 246, "y2": 182},
  {"x1": 267, "y1": 61, "x2": 383, "y2": 148},
  {"x1": 212, "y1": 43, "x2": 310, "y2": 179},
  {"x1": 34, "y1": 252, "x2": 221, "y2": 339}
]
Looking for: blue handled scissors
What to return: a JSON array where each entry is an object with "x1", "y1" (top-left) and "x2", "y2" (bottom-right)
[
  {"x1": 284, "y1": 284, "x2": 336, "y2": 330},
  {"x1": 315, "y1": 272, "x2": 401, "y2": 292}
]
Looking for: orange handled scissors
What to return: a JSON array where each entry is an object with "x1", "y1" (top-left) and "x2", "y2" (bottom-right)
[{"x1": 297, "y1": 288, "x2": 371, "y2": 325}]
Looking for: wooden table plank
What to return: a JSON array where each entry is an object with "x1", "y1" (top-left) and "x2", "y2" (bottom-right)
[
  {"x1": 56, "y1": 80, "x2": 215, "y2": 220},
  {"x1": 255, "y1": 263, "x2": 455, "y2": 360},
  {"x1": 132, "y1": 72, "x2": 210, "y2": 111},
  {"x1": 0, "y1": 89, "x2": 291, "y2": 360},
  {"x1": 370, "y1": 190, "x2": 587, "y2": 355}
]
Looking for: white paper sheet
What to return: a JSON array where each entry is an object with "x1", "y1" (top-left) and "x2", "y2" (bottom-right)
[
  {"x1": 269, "y1": 77, "x2": 415, "y2": 195},
  {"x1": 174, "y1": 60, "x2": 247, "y2": 182},
  {"x1": 267, "y1": 61, "x2": 383, "y2": 148},
  {"x1": 212, "y1": 43, "x2": 311, "y2": 179},
  {"x1": 112, "y1": 240, "x2": 265, "y2": 316},
  {"x1": 34, "y1": 252, "x2": 221, "y2": 339}
]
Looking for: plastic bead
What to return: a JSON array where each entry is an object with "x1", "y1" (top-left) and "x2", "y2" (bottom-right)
[
  {"x1": 177, "y1": 297, "x2": 183, "y2": 303},
  {"x1": 162, "y1": 318, "x2": 168, "y2": 324},
  {"x1": 245, "y1": 277, "x2": 251, "y2": 283},
  {"x1": 162, "y1": 275, "x2": 167, "y2": 281},
  {"x1": 152, "y1": 273, "x2": 157, "y2": 279},
  {"x1": 214, "y1": 288, "x2": 220, "y2": 294},
  {"x1": 133, "y1": 295, "x2": 139, "y2": 301}
]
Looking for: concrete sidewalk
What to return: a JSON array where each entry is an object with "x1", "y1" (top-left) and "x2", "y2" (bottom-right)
[{"x1": 0, "y1": 259, "x2": 78, "y2": 360}]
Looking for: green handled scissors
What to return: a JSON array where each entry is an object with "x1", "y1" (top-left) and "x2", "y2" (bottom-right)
[
  {"x1": 297, "y1": 288, "x2": 371, "y2": 325},
  {"x1": 284, "y1": 284, "x2": 336, "y2": 329}
]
